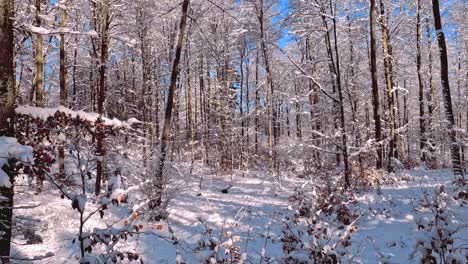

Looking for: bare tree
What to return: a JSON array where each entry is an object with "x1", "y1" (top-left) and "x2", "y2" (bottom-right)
[
  {"x1": 370, "y1": 0, "x2": 383, "y2": 169},
  {"x1": 431, "y1": 0, "x2": 463, "y2": 178},
  {"x1": 95, "y1": 0, "x2": 110, "y2": 195},
  {"x1": 0, "y1": 0, "x2": 15, "y2": 261},
  {"x1": 151, "y1": 0, "x2": 190, "y2": 212},
  {"x1": 416, "y1": 0, "x2": 426, "y2": 163}
]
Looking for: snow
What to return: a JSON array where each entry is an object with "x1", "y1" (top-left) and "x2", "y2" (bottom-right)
[
  {"x1": 346, "y1": 168, "x2": 468, "y2": 263},
  {"x1": 15, "y1": 105, "x2": 135, "y2": 128},
  {"x1": 9, "y1": 165, "x2": 467, "y2": 263},
  {"x1": 0, "y1": 137, "x2": 33, "y2": 188}
]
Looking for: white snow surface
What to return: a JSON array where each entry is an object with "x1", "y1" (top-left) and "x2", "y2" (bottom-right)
[
  {"x1": 10, "y1": 168, "x2": 468, "y2": 263},
  {"x1": 0, "y1": 137, "x2": 33, "y2": 188}
]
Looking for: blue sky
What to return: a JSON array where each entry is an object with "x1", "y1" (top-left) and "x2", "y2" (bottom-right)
[{"x1": 276, "y1": 0, "x2": 293, "y2": 48}]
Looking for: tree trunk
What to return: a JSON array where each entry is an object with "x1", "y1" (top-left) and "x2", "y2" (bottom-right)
[
  {"x1": 33, "y1": 0, "x2": 45, "y2": 193},
  {"x1": 294, "y1": 79, "x2": 302, "y2": 141},
  {"x1": 34, "y1": 0, "x2": 44, "y2": 108},
  {"x1": 426, "y1": 17, "x2": 435, "y2": 157},
  {"x1": 255, "y1": 49, "x2": 260, "y2": 154},
  {"x1": 416, "y1": 0, "x2": 426, "y2": 163},
  {"x1": 379, "y1": 0, "x2": 398, "y2": 170},
  {"x1": 95, "y1": 0, "x2": 110, "y2": 195},
  {"x1": 370, "y1": 0, "x2": 383, "y2": 170},
  {"x1": 431, "y1": 0, "x2": 463, "y2": 178},
  {"x1": 329, "y1": 0, "x2": 350, "y2": 186},
  {"x1": 59, "y1": 5, "x2": 67, "y2": 177},
  {"x1": 151, "y1": 0, "x2": 190, "y2": 212},
  {"x1": 0, "y1": 0, "x2": 15, "y2": 261},
  {"x1": 320, "y1": 7, "x2": 341, "y2": 166},
  {"x1": 257, "y1": 0, "x2": 276, "y2": 169}
]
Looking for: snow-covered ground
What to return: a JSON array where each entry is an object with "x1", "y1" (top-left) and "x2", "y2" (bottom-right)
[{"x1": 10, "y1": 168, "x2": 467, "y2": 263}]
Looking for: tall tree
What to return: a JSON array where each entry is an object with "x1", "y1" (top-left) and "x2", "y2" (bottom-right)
[
  {"x1": 416, "y1": 0, "x2": 426, "y2": 162},
  {"x1": 58, "y1": 3, "x2": 67, "y2": 176},
  {"x1": 95, "y1": 0, "x2": 110, "y2": 195},
  {"x1": 379, "y1": 0, "x2": 398, "y2": 169},
  {"x1": 370, "y1": 0, "x2": 383, "y2": 169},
  {"x1": 431, "y1": 0, "x2": 463, "y2": 178},
  {"x1": 0, "y1": 0, "x2": 15, "y2": 261},
  {"x1": 151, "y1": 0, "x2": 190, "y2": 212},
  {"x1": 256, "y1": 0, "x2": 277, "y2": 171},
  {"x1": 328, "y1": 0, "x2": 350, "y2": 186},
  {"x1": 34, "y1": 0, "x2": 44, "y2": 107}
]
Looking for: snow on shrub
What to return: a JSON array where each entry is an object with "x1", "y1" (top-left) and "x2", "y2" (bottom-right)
[
  {"x1": 281, "y1": 184, "x2": 360, "y2": 264},
  {"x1": 410, "y1": 185, "x2": 467, "y2": 264}
]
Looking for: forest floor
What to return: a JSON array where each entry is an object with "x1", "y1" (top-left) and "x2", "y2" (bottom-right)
[{"x1": 9, "y1": 167, "x2": 467, "y2": 263}]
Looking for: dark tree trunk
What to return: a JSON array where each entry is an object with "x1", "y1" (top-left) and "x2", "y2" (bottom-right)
[
  {"x1": 329, "y1": 0, "x2": 350, "y2": 186},
  {"x1": 34, "y1": 0, "x2": 44, "y2": 108},
  {"x1": 431, "y1": 0, "x2": 463, "y2": 178},
  {"x1": 379, "y1": 0, "x2": 398, "y2": 169},
  {"x1": 59, "y1": 6, "x2": 67, "y2": 176},
  {"x1": 95, "y1": 0, "x2": 110, "y2": 195},
  {"x1": 151, "y1": 0, "x2": 190, "y2": 212},
  {"x1": 370, "y1": 0, "x2": 383, "y2": 169},
  {"x1": 0, "y1": 0, "x2": 15, "y2": 261},
  {"x1": 416, "y1": 0, "x2": 426, "y2": 163}
]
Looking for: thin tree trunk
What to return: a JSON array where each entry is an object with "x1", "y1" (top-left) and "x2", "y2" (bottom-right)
[
  {"x1": 33, "y1": 0, "x2": 45, "y2": 193},
  {"x1": 329, "y1": 0, "x2": 350, "y2": 186},
  {"x1": 0, "y1": 0, "x2": 15, "y2": 260},
  {"x1": 379, "y1": 0, "x2": 398, "y2": 169},
  {"x1": 185, "y1": 48, "x2": 195, "y2": 173},
  {"x1": 294, "y1": 79, "x2": 302, "y2": 141},
  {"x1": 34, "y1": 0, "x2": 44, "y2": 108},
  {"x1": 257, "y1": 0, "x2": 276, "y2": 168},
  {"x1": 245, "y1": 44, "x2": 250, "y2": 151},
  {"x1": 59, "y1": 5, "x2": 67, "y2": 177},
  {"x1": 151, "y1": 0, "x2": 190, "y2": 212},
  {"x1": 426, "y1": 18, "x2": 435, "y2": 157},
  {"x1": 95, "y1": 0, "x2": 110, "y2": 195},
  {"x1": 416, "y1": 0, "x2": 426, "y2": 163},
  {"x1": 431, "y1": 0, "x2": 463, "y2": 178},
  {"x1": 370, "y1": 0, "x2": 383, "y2": 170},
  {"x1": 255, "y1": 49, "x2": 260, "y2": 154},
  {"x1": 320, "y1": 7, "x2": 340, "y2": 166}
]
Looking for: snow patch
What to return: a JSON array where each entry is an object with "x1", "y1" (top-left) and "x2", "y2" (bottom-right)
[{"x1": 0, "y1": 136, "x2": 33, "y2": 187}]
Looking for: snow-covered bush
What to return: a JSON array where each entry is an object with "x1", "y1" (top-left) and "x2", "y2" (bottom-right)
[
  {"x1": 14, "y1": 107, "x2": 147, "y2": 263},
  {"x1": 410, "y1": 185, "x2": 467, "y2": 264},
  {"x1": 281, "y1": 184, "x2": 359, "y2": 264},
  {"x1": 194, "y1": 219, "x2": 245, "y2": 263}
]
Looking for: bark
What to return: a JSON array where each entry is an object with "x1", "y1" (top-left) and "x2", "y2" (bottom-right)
[
  {"x1": 329, "y1": 0, "x2": 350, "y2": 186},
  {"x1": 95, "y1": 0, "x2": 110, "y2": 195},
  {"x1": 0, "y1": 0, "x2": 15, "y2": 261},
  {"x1": 34, "y1": 0, "x2": 44, "y2": 108},
  {"x1": 151, "y1": 0, "x2": 190, "y2": 211},
  {"x1": 416, "y1": 0, "x2": 426, "y2": 162},
  {"x1": 379, "y1": 0, "x2": 398, "y2": 169},
  {"x1": 426, "y1": 18, "x2": 435, "y2": 154},
  {"x1": 320, "y1": 7, "x2": 340, "y2": 165},
  {"x1": 370, "y1": 0, "x2": 383, "y2": 169},
  {"x1": 59, "y1": 5, "x2": 67, "y2": 176},
  {"x1": 60, "y1": 7, "x2": 67, "y2": 106},
  {"x1": 255, "y1": 49, "x2": 260, "y2": 154},
  {"x1": 138, "y1": 5, "x2": 151, "y2": 169},
  {"x1": 185, "y1": 46, "x2": 195, "y2": 172},
  {"x1": 199, "y1": 53, "x2": 207, "y2": 165},
  {"x1": 33, "y1": 0, "x2": 45, "y2": 192},
  {"x1": 294, "y1": 79, "x2": 302, "y2": 141},
  {"x1": 305, "y1": 38, "x2": 321, "y2": 161},
  {"x1": 431, "y1": 0, "x2": 463, "y2": 178},
  {"x1": 257, "y1": 0, "x2": 276, "y2": 156},
  {"x1": 245, "y1": 44, "x2": 250, "y2": 149}
]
